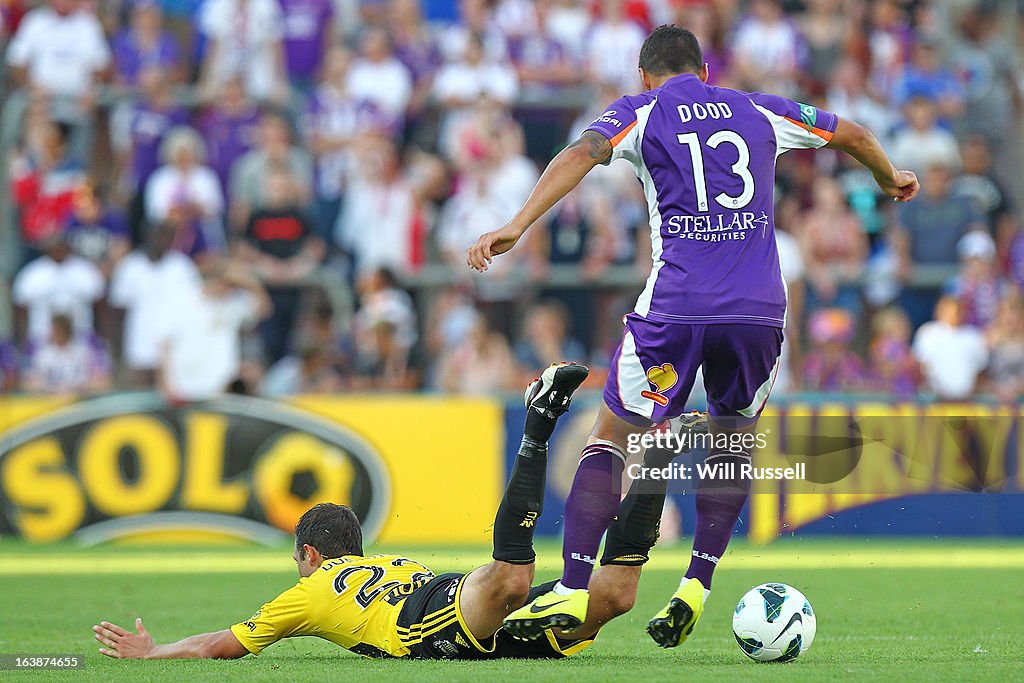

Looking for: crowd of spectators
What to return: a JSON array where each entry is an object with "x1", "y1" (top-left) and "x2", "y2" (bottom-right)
[{"x1": 1, "y1": 0, "x2": 1023, "y2": 402}]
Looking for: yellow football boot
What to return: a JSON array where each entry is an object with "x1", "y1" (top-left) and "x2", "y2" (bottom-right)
[
  {"x1": 503, "y1": 588, "x2": 590, "y2": 641},
  {"x1": 647, "y1": 578, "x2": 707, "y2": 648}
]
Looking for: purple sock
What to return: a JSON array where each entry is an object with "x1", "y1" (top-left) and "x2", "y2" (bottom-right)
[
  {"x1": 685, "y1": 453, "x2": 751, "y2": 588},
  {"x1": 561, "y1": 443, "x2": 625, "y2": 590}
]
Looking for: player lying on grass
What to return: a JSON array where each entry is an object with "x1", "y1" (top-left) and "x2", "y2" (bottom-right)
[
  {"x1": 468, "y1": 24, "x2": 918, "y2": 649},
  {"x1": 92, "y1": 362, "x2": 672, "y2": 661}
]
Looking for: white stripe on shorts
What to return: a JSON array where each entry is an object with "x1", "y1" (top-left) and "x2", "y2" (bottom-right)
[
  {"x1": 737, "y1": 354, "x2": 781, "y2": 419},
  {"x1": 617, "y1": 330, "x2": 655, "y2": 420}
]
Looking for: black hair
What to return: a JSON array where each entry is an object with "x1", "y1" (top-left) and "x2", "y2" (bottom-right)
[
  {"x1": 54, "y1": 121, "x2": 74, "y2": 146},
  {"x1": 51, "y1": 314, "x2": 73, "y2": 336},
  {"x1": 375, "y1": 266, "x2": 399, "y2": 288},
  {"x1": 638, "y1": 25, "x2": 704, "y2": 77},
  {"x1": 295, "y1": 503, "x2": 364, "y2": 559}
]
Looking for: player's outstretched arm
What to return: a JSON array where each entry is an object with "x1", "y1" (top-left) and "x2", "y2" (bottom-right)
[
  {"x1": 466, "y1": 131, "x2": 612, "y2": 272},
  {"x1": 826, "y1": 117, "x2": 919, "y2": 203},
  {"x1": 93, "y1": 618, "x2": 248, "y2": 660}
]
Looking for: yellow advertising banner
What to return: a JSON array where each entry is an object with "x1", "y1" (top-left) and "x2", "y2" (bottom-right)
[
  {"x1": 287, "y1": 395, "x2": 504, "y2": 544},
  {"x1": 0, "y1": 395, "x2": 504, "y2": 545},
  {"x1": 746, "y1": 404, "x2": 1024, "y2": 543}
]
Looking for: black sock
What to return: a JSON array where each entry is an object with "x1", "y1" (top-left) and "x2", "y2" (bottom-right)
[
  {"x1": 523, "y1": 405, "x2": 558, "y2": 443},
  {"x1": 601, "y1": 441, "x2": 674, "y2": 566},
  {"x1": 492, "y1": 436, "x2": 548, "y2": 564}
]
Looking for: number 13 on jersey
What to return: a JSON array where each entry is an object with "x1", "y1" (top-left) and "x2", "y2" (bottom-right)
[{"x1": 677, "y1": 126, "x2": 755, "y2": 213}]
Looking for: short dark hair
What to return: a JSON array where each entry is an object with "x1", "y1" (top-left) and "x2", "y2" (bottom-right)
[
  {"x1": 56, "y1": 121, "x2": 74, "y2": 145},
  {"x1": 638, "y1": 25, "x2": 703, "y2": 77},
  {"x1": 374, "y1": 266, "x2": 398, "y2": 288},
  {"x1": 295, "y1": 503, "x2": 363, "y2": 559},
  {"x1": 51, "y1": 314, "x2": 73, "y2": 337}
]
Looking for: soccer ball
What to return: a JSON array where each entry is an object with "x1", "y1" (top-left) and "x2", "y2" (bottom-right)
[{"x1": 732, "y1": 583, "x2": 816, "y2": 663}]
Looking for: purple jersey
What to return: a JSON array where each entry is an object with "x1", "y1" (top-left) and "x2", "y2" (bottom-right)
[
  {"x1": 129, "y1": 103, "x2": 190, "y2": 192},
  {"x1": 0, "y1": 340, "x2": 18, "y2": 389},
  {"x1": 197, "y1": 105, "x2": 262, "y2": 193},
  {"x1": 393, "y1": 35, "x2": 442, "y2": 85},
  {"x1": 305, "y1": 85, "x2": 393, "y2": 198},
  {"x1": 66, "y1": 210, "x2": 130, "y2": 263},
  {"x1": 585, "y1": 74, "x2": 838, "y2": 328},
  {"x1": 112, "y1": 30, "x2": 183, "y2": 86},
  {"x1": 278, "y1": 0, "x2": 334, "y2": 81},
  {"x1": 507, "y1": 35, "x2": 571, "y2": 90}
]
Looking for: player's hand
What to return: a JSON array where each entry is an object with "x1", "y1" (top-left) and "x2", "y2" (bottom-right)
[
  {"x1": 877, "y1": 169, "x2": 920, "y2": 203},
  {"x1": 466, "y1": 224, "x2": 524, "y2": 272},
  {"x1": 94, "y1": 618, "x2": 154, "y2": 659}
]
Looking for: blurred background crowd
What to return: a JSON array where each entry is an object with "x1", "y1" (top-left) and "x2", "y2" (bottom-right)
[{"x1": 0, "y1": 0, "x2": 1023, "y2": 403}]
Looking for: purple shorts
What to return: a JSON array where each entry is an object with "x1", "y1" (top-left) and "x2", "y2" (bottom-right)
[{"x1": 604, "y1": 313, "x2": 783, "y2": 426}]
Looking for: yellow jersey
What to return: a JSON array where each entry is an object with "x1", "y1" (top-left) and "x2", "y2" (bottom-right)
[{"x1": 230, "y1": 553, "x2": 435, "y2": 658}]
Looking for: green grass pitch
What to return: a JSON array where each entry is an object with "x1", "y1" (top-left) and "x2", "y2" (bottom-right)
[{"x1": 4, "y1": 538, "x2": 1023, "y2": 682}]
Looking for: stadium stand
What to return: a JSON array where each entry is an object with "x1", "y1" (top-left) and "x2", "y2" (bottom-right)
[{"x1": 0, "y1": 0, "x2": 1022, "y2": 402}]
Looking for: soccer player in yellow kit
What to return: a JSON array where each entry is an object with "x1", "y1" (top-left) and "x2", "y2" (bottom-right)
[{"x1": 92, "y1": 363, "x2": 669, "y2": 661}]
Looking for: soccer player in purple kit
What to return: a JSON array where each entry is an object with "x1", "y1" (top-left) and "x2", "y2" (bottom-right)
[{"x1": 467, "y1": 25, "x2": 919, "y2": 649}]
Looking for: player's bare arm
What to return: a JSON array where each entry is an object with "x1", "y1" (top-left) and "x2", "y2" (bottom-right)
[
  {"x1": 826, "y1": 117, "x2": 920, "y2": 203},
  {"x1": 466, "y1": 131, "x2": 611, "y2": 272},
  {"x1": 92, "y1": 618, "x2": 247, "y2": 660}
]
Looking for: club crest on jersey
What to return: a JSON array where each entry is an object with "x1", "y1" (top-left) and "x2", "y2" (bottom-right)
[
  {"x1": 798, "y1": 103, "x2": 817, "y2": 129},
  {"x1": 641, "y1": 363, "x2": 678, "y2": 406}
]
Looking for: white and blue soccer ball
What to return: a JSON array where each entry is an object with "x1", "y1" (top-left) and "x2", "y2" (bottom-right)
[{"x1": 732, "y1": 583, "x2": 816, "y2": 663}]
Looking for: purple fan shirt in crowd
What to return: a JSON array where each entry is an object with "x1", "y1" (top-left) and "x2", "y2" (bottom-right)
[
  {"x1": 66, "y1": 210, "x2": 130, "y2": 263},
  {"x1": 801, "y1": 350, "x2": 865, "y2": 392},
  {"x1": 0, "y1": 340, "x2": 18, "y2": 389},
  {"x1": 584, "y1": 74, "x2": 838, "y2": 328},
  {"x1": 27, "y1": 333, "x2": 112, "y2": 393},
  {"x1": 393, "y1": 38, "x2": 443, "y2": 86},
  {"x1": 112, "y1": 29, "x2": 183, "y2": 86},
  {"x1": 1009, "y1": 232, "x2": 1024, "y2": 290},
  {"x1": 128, "y1": 102, "x2": 190, "y2": 192},
  {"x1": 172, "y1": 221, "x2": 210, "y2": 260},
  {"x1": 507, "y1": 35, "x2": 570, "y2": 91},
  {"x1": 305, "y1": 87, "x2": 394, "y2": 199},
  {"x1": 278, "y1": 0, "x2": 334, "y2": 82},
  {"x1": 196, "y1": 105, "x2": 262, "y2": 194}
]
